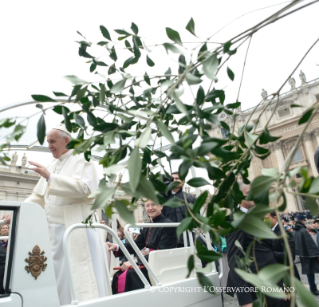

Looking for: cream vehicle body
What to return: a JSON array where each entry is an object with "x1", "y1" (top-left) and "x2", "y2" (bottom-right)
[{"x1": 0, "y1": 201, "x2": 223, "y2": 307}]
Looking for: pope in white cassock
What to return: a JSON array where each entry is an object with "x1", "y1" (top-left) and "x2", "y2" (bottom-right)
[{"x1": 25, "y1": 126, "x2": 111, "y2": 305}]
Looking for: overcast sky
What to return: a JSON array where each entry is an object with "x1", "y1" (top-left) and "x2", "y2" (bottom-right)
[{"x1": 1, "y1": 0, "x2": 319, "y2": 192}]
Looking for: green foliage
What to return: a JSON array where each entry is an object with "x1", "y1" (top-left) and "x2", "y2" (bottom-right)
[{"x1": 2, "y1": 10, "x2": 319, "y2": 304}]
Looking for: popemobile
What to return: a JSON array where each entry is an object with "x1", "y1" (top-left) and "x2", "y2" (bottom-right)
[{"x1": 0, "y1": 201, "x2": 223, "y2": 307}]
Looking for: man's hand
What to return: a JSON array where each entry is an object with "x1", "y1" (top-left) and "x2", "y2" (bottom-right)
[
  {"x1": 29, "y1": 161, "x2": 50, "y2": 181},
  {"x1": 121, "y1": 261, "x2": 132, "y2": 271},
  {"x1": 106, "y1": 242, "x2": 117, "y2": 251}
]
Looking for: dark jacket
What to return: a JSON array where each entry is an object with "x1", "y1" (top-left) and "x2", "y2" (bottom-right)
[
  {"x1": 315, "y1": 146, "x2": 319, "y2": 174},
  {"x1": 294, "y1": 222, "x2": 319, "y2": 275},
  {"x1": 162, "y1": 188, "x2": 196, "y2": 222},
  {"x1": 0, "y1": 246, "x2": 6, "y2": 294},
  {"x1": 272, "y1": 224, "x2": 300, "y2": 280},
  {"x1": 226, "y1": 229, "x2": 280, "y2": 306}
]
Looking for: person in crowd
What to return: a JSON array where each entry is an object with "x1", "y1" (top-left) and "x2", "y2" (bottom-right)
[
  {"x1": 162, "y1": 172, "x2": 196, "y2": 222},
  {"x1": 265, "y1": 211, "x2": 300, "y2": 280},
  {"x1": 11, "y1": 125, "x2": 110, "y2": 304},
  {"x1": 315, "y1": 146, "x2": 319, "y2": 173},
  {"x1": 294, "y1": 214, "x2": 319, "y2": 295},
  {"x1": 162, "y1": 172, "x2": 196, "y2": 247},
  {"x1": 226, "y1": 182, "x2": 288, "y2": 307},
  {"x1": 0, "y1": 225, "x2": 9, "y2": 250},
  {"x1": 107, "y1": 199, "x2": 177, "y2": 294},
  {"x1": 100, "y1": 219, "x2": 106, "y2": 225},
  {"x1": 314, "y1": 219, "x2": 319, "y2": 246}
]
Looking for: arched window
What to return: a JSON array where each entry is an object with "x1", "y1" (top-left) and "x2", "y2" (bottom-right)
[{"x1": 291, "y1": 146, "x2": 303, "y2": 162}]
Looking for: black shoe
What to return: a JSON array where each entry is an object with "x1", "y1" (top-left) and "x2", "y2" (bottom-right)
[{"x1": 311, "y1": 290, "x2": 319, "y2": 295}]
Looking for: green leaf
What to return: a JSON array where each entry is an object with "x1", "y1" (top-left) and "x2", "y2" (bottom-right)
[
  {"x1": 0, "y1": 118, "x2": 15, "y2": 128},
  {"x1": 163, "y1": 43, "x2": 182, "y2": 54},
  {"x1": 202, "y1": 54, "x2": 218, "y2": 81},
  {"x1": 131, "y1": 22, "x2": 139, "y2": 35},
  {"x1": 144, "y1": 72, "x2": 151, "y2": 85},
  {"x1": 103, "y1": 164, "x2": 124, "y2": 176},
  {"x1": 163, "y1": 198, "x2": 184, "y2": 208},
  {"x1": 178, "y1": 160, "x2": 193, "y2": 180},
  {"x1": 309, "y1": 177, "x2": 319, "y2": 194},
  {"x1": 110, "y1": 79, "x2": 126, "y2": 94},
  {"x1": 146, "y1": 55, "x2": 155, "y2": 67},
  {"x1": 197, "y1": 272, "x2": 215, "y2": 294},
  {"x1": 135, "y1": 126, "x2": 151, "y2": 148},
  {"x1": 299, "y1": 108, "x2": 313, "y2": 125},
  {"x1": 165, "y1": 181, "x2": 181, "y2": 193},
  {"x1": 115, "y1": 200, "x2": 135, "y2": 225},
  {"x1": 238, "y1": 215, "x2": 277, "y2": 239},
  {"x1": 109, "y1": 46, "x2": 117, "y2": 61},
  {"x1": 186, "y1": 73, "x2": 202, "y2": 85},
  {"x1": 225, "y1": 102, "x2": 240, "y2": 109},
  {"x1": 165, "y1": 27, "x2": 182, "y2": 46},
  {"x1": 100, "y1": 25, "x2": 112, "y2": 41},
  {"x1": 187, "y1": 177, "x2": 210, "y2": 187},
  {"x1": 90, "y1": 63, "x2": 96, "y2": 72},
  {"x1": 250, "y1": 175, "x2": 276, "y2": 196},
  {"x1": 75, "y1": 86, "x2": 87, "y2": 102},
  {"x1": 53, "y1": 91, "x2": 68, "y2": 97},
  {"x1": 123, "y1": 56, "x2": 134, "y2": 69},
  {"x1": 31, "y1": 95, "x2": 56, "y2": 102},
  {"x1": 64, "y1": 75, "x2": 87, "y2": 85},
  {"x1": 104, "y1": 131, "x2": 115, "y2": 146},
  {"x1": 244, "y1": 130, "x2": 258, "y2": 146},
  {"x1": 108, "y1": 64, "x2": 116, "y2": 75},
  {"x1": 127, "y1": 147, "x2": 141, "y2": 192},
  {"x1": 74, "y1": 113, "x2": 85, "y2": 127},
  {"x1": 62, "y1": 107, "x2": 72, "y2": 133},
  {"x1": 197, "y1": 250, "x2": 221, "y2": 262},
  {"x1": 186, "y1": 18, "x2": 196, "y2": 36},
  {"x1": 193, "y1": 191, "x2": 208, "y2": 214},
  {"x1": 156, "y1": 119, "x2": 175, "y2": 144},
  {"x1": 261, "y1": 168, "x2": 279, "y2": 178},
  {"x1": 172, "y1": 89, "x2": 188, "y2": 115},
  {"x1": 223, "y1": 41, "x2": 232, "y2": 53},
  {"x1": 92, "y1": 187, "x2": 115, "y2": 209},
  {"x1": 258, "y1": 264, "x2": 288, "y2": 285},
  {"x1": 87, "y1": 112, "x2": 97, "y2": 126},
  {"x1": 294, "y1": 277, "x2": 318, "y2": 307},
  {"x1": 196, "y1": 86, "x2": 205, "y2": 106},
  {"x1": 259, "y1": 129, "x2": 281, "y2": 145},
  {"x1": 187, "y1": 255, "x2": 194, "y2": 278},
  {"x1": 37, "y1": 114, "x2": 46, "y2": 145},
  {"x1": 99, "y1": 84, "x2": 105, "y2": 104},
  {"x1": 227, "y1": 66, "x2": 235, "y2": 81},
  {"x1": 176, "y1": 217, "x2": 193, "y2": 238},
  {"x1": 136, "y1": 175, "x2": 159, "y2": 204}
]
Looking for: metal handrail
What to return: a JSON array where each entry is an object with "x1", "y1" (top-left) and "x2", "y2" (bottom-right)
[
  {"x1": 124, "y1": 223, "x2": 181, "y2": 286},
  {"x1": 0, "y1": 236, "x2": 9, "y2": 240},
  {"x1": 63, "y1": 223, "x2": 151, "y2": 305}
]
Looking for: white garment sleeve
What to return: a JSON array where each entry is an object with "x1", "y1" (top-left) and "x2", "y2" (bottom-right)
[
  {"x1": 24, "y1": 193, "x2": 45, "y2": 208},
  {"x1": 47, "y1": 173, "x2": 89, "y2": 198}
]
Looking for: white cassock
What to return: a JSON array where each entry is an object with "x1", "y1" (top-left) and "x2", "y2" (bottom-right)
[{"x1": 25, "y1": 149, "x2": 111, "y2": 305}]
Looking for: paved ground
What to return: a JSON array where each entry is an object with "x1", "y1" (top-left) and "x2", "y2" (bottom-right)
[{"x1": 223, "y1": 263, "x2": 319, "y2": 307}]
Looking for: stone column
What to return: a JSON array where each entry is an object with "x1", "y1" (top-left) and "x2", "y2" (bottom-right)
[
  {"x1": 313, "y1": 128, "x2": 319, "y2": 147},
  {"x1": 273, "y1": 141, "x2": 297, "y2": 211},
  {"x1": 302, "y1": 132, "x2": 316, "y2": 176},
  {"x1": 273, "y1": 141, "x2": 285, "y2": 170}
]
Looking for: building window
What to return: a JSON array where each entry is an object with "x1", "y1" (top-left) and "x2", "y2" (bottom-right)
[
  {"x1": 278, "y1": 107, "x2": 290, "y2": 118},
  {"x1": 292, "y1": 146, "x2": 303, "y2": 162},
  {"x1": 221, "y1": 128, "x2": 229, "y2": 139}
]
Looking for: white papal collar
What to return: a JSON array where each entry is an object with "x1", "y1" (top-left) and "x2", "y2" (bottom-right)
[{"x1": 58, "y1": 149, "x2": 73, "y2": 161}]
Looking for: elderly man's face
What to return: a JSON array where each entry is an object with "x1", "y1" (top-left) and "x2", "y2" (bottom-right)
[
  {"x1": 47, "y1": 129, "x2": 69, "y2": 159},
  {"x1": 145, "y1": 200, "x2": 163, "y2": 219}
]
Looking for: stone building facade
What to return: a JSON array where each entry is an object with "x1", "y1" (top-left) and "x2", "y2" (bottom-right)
[{"x1": 208, "y1": 71, "x2": 319, "y2": 212}]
